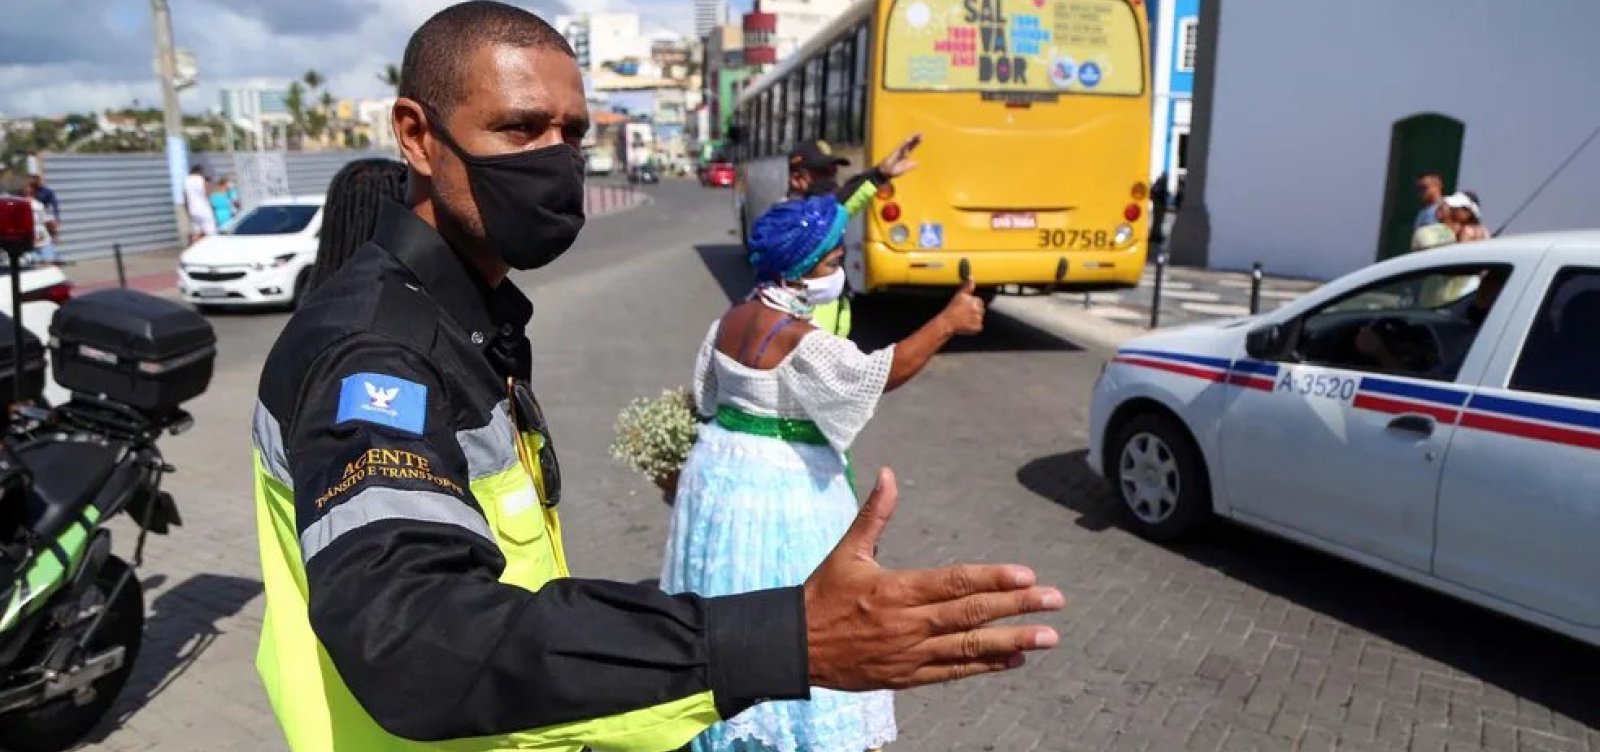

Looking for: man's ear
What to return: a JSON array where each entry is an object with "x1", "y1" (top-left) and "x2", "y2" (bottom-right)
[{"x1": 393, "y1": 98, "x2": 435, "y2": 179}]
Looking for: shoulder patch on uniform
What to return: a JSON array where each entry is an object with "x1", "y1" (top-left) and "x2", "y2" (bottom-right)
[{"x1": 336, "y1": 372, "x2": 428, "y2": 435}]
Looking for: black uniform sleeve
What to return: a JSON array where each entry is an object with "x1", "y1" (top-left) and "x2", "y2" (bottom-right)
[
  {"x1": 834, "y1": 167, "x2": 888, "y2": 203},
  {"x1": 287, "y1": 333, "x2": 809, "y2": 743}
]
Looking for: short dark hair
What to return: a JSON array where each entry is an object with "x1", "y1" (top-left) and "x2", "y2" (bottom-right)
[
  {"x1": 190, "y1": 165, "x2": 205, "y2": 175},
  {"x1": 1416, "y1": 171, "x2": 1442, "y2": 184},
  {"x1": 398, "y1": 1, "x2": 576, "y2": 117}
]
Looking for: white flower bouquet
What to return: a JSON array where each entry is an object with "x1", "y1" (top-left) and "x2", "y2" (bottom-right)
[{"x1": 609, "y1": 388, "x2": 698, "y2": 504}]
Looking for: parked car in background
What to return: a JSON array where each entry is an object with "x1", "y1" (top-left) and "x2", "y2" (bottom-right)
[
  {"x1": 701, "y1": 160, "x2": 735, "y2": 188},
  {"x1": 627, "y1": 165, "x2": 659, "y2": 185},
  {"x1": 585, "y1": 150, "x2": 616, "y2": 176},
  {"x1": 1089, "y1": 232, "x2": 1600, "y2": 647},
  {"x1": 177, "y1": 196, "x2": 323, "y2": 310}
]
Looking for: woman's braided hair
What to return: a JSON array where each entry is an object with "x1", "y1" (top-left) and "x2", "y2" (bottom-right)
[{"x1": 306, "y1": 158, "x2": 407, "y2": 293}]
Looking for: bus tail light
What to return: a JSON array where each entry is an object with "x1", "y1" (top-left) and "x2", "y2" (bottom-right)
[
  {"x1": 876, "y1": 183, "x2": 895, "y2": 200},
  {"x1": 1131, "y1": 182, "x2": 1148, "y2": 201},
  {"x1": 881, "y1": 202, "x2": 902, "y2": 222},
  {"x1": 889, "y1": 224, "x2": 910, "y2": 244},
  {"x1": 1114, "y1": 224, "x2": 1134, "y2": 246},
  {"x1": 1124, "y1": 203, "x2": 1142, "y2": 222}
]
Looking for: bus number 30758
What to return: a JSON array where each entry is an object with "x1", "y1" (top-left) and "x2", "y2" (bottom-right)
[{"x1": 1039, "y1": 229, "x2": 1110, "y2": 249}]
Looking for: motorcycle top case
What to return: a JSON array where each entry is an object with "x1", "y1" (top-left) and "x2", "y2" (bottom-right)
[{"x1": 49, "y1": 289, "x2": 216, "y2": 412}]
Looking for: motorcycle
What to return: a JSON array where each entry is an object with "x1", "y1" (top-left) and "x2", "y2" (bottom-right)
[{"x1": 0, "y1": 197, "x2": 212, "y2": 751}]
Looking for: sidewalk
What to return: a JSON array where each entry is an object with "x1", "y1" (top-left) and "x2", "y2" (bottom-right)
[
  {"x1": 994, "y1": 262, "x2": 1326, "y2": 351},
  {"x1": 66, "y1": 247, "x2": 182, "y2": 296}
]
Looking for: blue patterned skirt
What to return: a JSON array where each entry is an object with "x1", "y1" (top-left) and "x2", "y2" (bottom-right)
[{"x1": 661, "y1": 422, "x2": 896, "y2": 752}]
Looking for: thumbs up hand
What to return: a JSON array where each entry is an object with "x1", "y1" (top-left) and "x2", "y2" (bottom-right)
[
  {"x1": 802, "y1": 468, "x2": 1063, "y2": 691},
  {"x1": 939, "y1": 278, "x2": 987, "y2": 336}
]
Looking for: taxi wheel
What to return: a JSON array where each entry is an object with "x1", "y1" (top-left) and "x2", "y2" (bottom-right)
[{"x1": 1110, "y1": 412, "x2": 1211, "y2": 542}]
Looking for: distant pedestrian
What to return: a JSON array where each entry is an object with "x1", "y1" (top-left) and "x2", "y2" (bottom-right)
[
  {"x1": 305, "y1": 158, "x2": 407, "y2": 293},
  {"x1": 1413, "y1": 192, "x2": 1481, "y2": 251},
  {"x1": 184, "y1": 166, "x2": 217, "y2": 243},
  {"x1": 1450, "y1": 192, "x2": 1489, "y2": 243},
  {"x1": 1149, "y1": 173, "x2": 1170, "y2": 246},
  {"x1": 210, "y1": 177, "x2": 237, "y2": 228},
  {"x1": 26, "y1": 172, "x2": 59, "y2": 225},
  {"x1": 21, "y1": 182, "x2": 58, "y2": 265},
  {"x1": 1414, "y1": 172, "x2": 1447, "y2": 230}
]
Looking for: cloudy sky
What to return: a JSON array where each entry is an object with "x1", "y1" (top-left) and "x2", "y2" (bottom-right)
[{"x1": 0, "y1": 0, "x2": 750, "y2": 118}]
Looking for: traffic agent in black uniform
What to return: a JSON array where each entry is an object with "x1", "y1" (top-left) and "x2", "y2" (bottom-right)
[{"x1": 251, "y1": 4, "x2": 1061, "y2": 751}]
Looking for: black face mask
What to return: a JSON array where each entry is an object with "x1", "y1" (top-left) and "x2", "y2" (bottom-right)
[
  {"x1": 425, "y1": 105, "x2": 586, "y2": 270},
  {"x1": 805, "y1": 175, "x2": 839, "y2": 197}
]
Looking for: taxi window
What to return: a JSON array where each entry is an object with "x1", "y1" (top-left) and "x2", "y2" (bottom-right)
[
  {"x1": 1509, "y1": 267, "x2": 1600, "y2": 401},
  {"x1": 1293, "y1": 264, "x2": 1511, "y2": 382}
]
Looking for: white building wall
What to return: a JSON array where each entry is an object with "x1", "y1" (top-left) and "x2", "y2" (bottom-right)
[
  {"x1": 761, "y1": 0, "x2": 855, "y2": 59},
  {"x1": 1204, "y1": 0, "x2": 1600, "y2": 279},
  {"x1": 587, "y1": 13, "x2": 648, "y2": 73}
]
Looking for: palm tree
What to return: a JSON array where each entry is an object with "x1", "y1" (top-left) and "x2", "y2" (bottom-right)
[
  {"x1": 285, "y1": 81, "x2": 306, "y2": 147},
  {"x1": 319, "y1": 91, "x2": 336, "y2": 114},
  {"x1": 303, "y1": 69, "x2": 324, "y2": 91},
  {"x1": 378, "y1": 63, "x2": 402, "y2": 92}
]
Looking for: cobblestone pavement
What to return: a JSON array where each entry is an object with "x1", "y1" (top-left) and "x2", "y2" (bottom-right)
[{"x1": 77, "y1": 183, "x2": 1598, "y2": 752}]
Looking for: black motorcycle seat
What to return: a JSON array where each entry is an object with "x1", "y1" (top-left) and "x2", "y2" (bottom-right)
[{"x1": 18, "y1": 440, "x2": 122, "y2": 542}]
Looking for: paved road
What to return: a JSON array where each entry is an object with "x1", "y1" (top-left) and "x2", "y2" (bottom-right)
[{"x1": 81, "y1": 182, "x2": 1598, "y2": 752}]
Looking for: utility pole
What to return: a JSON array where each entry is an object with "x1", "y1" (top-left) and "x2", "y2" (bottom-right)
[{"x1": 151, "y1": 0, "x2": 191, "y2": 243}]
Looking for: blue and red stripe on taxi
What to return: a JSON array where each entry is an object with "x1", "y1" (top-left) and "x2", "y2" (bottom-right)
[
  {"x1": 1112, "y1": 348, "x2": 1600, "y2": 450},
  {"x1": 1111, "y1": 349, "x2": 1280, "y2": 390}
]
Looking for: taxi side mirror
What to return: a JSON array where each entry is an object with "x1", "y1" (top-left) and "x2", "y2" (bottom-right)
[{"x1": 1245, "y1": 323, "x2": 1285, "y2": 360}]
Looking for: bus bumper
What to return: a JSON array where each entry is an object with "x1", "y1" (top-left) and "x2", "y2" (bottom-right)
[{"x1": 863, "y1": 242, "x2": 1146, "y2": 292}]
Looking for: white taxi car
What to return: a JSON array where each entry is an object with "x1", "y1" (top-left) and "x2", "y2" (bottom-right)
[
  {"x1": 1089, "y1": 232, "x2": 1600, "y2": 647},
  {"x1": 177, "y1": 196, "x2": 323, "y2": 309}
]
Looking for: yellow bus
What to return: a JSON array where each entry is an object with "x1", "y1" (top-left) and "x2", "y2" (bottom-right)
[{"x1": 731, "y1": 0, "x2": 1152, "y2": 296}]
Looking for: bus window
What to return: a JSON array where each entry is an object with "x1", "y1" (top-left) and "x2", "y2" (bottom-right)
[
  {"x1": 784, "y1": 73, "x2": 802, "y2": 150},
  {"x1": 882, "y1": 0, "x2": 1146, "y2": 97},
  {"x1": 851, "y1": 24, "x2": 869, "y2": 143},
  {"x1": 826, "y1": 40, "x2": 850, "y2": 144},
  {"x1": 804, "y1": 57, "x2": 824, "y2": 141}
]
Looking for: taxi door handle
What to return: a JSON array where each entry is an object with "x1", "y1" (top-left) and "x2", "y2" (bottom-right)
[{"x1": 1387, "y1": 413, "x2": 1435, "y2": 437}]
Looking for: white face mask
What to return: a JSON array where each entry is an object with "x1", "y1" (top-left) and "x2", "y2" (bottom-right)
[{"x1": 803, "y1": 268, "x2": 846, "y2": 305}]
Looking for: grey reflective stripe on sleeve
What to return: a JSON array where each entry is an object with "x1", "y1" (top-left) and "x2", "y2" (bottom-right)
[
  {"x1": 300, "y1": 487, "x2": 495, "y2": 563},
  {"x1": 456, "y1": 399, "x2": 519, "y2": 480},
  {"x1": 252, "y1": 401, "x2": 292, "y2": 487}
]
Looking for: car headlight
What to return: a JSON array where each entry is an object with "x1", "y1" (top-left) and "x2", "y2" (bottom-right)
[
  {"x1": 1114, "y1": 223, "x2": 1134, "y2": 246},
  {"x1": 252, "y1": 253, "x2": 298, "y2": 271}
]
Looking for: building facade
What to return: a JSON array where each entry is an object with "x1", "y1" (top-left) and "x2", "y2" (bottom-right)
[
  {"x1": 746, "y1": 0, "x2": 856, "y2": 62},
  {"x1": 695, "y1": 0, "x2": 729, "y2": 38},
  {"x1": 1172, "y1": 0, "x2": 1600, "y2": 279},
  {"x1": 555, "y1": 13, "x2": 650, "y2": 76},
  {"x1": 219, "y1": 86, "x2": 294, "y2": 150},
  {"x1": 1147, "y1": 0, "x2": 1200, "y2": 198}
]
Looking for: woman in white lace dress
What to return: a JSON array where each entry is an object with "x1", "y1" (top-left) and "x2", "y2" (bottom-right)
[{"x1": 661, "y1": 195, "x2": 986, "y2": 752}]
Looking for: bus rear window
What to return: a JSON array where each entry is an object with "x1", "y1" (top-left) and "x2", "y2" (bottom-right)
[{"x1": 883, "y1": 0, "x2": 1145, "y2": 97}]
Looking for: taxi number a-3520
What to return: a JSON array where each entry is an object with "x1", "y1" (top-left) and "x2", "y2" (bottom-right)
[{"x1": 1275, "y1": 367, "x2": 1357, "y2": 402}]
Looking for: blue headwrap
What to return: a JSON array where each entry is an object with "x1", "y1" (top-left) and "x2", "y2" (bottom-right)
[{"x1": 747, "y1": 196, "x2": 850, "y2": 281}]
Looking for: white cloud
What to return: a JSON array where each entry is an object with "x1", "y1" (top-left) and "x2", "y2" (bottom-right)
[{"x1": 0, "y1": 0, "x2": 591, "y2": 117}]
